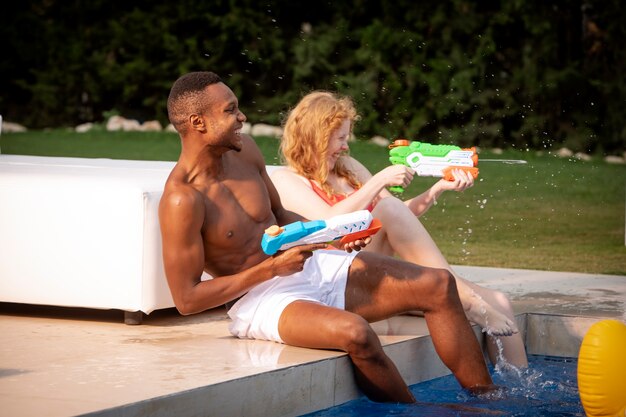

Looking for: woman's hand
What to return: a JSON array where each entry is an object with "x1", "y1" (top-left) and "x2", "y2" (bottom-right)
[
  {"x1": 436, "y1": 169, "x2": 474, "y2": 192},
  {"x1": 373, "y1": 165, "x2": 415, "y2": 189},
  {"x1": 342, "y1": 236, "x2": 372, "y2": 253}
]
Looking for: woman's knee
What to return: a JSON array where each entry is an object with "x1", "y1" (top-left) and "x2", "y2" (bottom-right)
[
  {"x1": 491, "y1": 290, "x2": 515, "y2": 313},
  {"x1": 373, "y1": 196, "x2": 403, "y2": 211},
  {"x1": 372, "y1": 197, "x2": 409, "y2": 223}
]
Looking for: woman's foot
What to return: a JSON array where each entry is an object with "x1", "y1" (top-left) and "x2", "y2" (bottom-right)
[{"x1": 463, "y1": 291, "x2": 519, "y2": 336}]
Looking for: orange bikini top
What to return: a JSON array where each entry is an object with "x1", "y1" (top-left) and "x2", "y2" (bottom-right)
[{"x1": 308, "y1": 180, "x2": 376, "y2": 212}]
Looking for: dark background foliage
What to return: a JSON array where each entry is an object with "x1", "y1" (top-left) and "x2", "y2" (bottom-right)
[{"x1": 1, "y1": 0, "x2": 624, "y2": 154}]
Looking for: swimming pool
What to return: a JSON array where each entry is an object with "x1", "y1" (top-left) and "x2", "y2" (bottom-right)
[{"x1": 303, "y1": 354, "x2": 584, "y2": 416}]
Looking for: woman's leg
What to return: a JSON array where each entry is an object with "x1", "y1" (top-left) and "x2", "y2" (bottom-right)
[
  {"x1": 458, "y1": 279, "x2": 528, "y2": 367},
  {"x1": 368, "y1": 197, "x2": 527, "y2": 366}
]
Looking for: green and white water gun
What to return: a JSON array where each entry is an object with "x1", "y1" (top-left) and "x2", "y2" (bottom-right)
[{"x1": 388, "y1": 139, "x2": 526, "y2": 193}]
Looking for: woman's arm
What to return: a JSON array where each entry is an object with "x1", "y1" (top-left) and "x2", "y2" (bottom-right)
[
  {"x1": 403, "y1": 169, "x2": 475, "y2": 216},
  {"x1": 270, "y1": 157, "x2": 413, "y2": 219},
  {"x1": 270, "y1": 168, "x2": 348, "y2": 219}
]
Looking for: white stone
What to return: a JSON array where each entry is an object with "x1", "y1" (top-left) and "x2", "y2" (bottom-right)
[
  {"x1": 250, "y1": 123, "x2": 283, "y2": 138},
  {"x1": 75, "y1": 123, "x2": 94, "y2": 133},
  {"x1": 106, "y1": 115, "x2": 125, "y2": 131},
  {"x1": 2, "y1": 121, "x2": 27, "y2": 132},
  {"x1": 556, "y1": 147, "x2": 573, "y2": 158},
  {"x1": 369, "y1": 135, "x2": 390, "y2": 147},
  {"x1": 574, "y1": 152, "x2": 592, "y2": 161},
  {"x1": 121, "y1": 118, "x2": 142, "y2": 132},
  {"x1": 140, "y1": 120, "x2": 163, "y2": 132},
  {"x1": 604, "y1": 155, "x2": 625, "y2": 164}
]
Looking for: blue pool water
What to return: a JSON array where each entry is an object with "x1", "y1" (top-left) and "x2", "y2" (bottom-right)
[{"x1": 304, "y1": 355, "x2": 584, "y2": 416}]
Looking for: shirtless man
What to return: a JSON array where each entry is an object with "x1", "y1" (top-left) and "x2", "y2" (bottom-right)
[{"x1": 159, "y1": 71, "x2": 493, "y2": 403}]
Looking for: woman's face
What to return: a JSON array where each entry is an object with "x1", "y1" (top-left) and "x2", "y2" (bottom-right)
[{"x1": 326, "y1": 118, "x2": 351, "y2": 170}]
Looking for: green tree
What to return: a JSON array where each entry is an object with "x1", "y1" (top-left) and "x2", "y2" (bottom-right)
[{"x1": 1, "y1": 0, "x2": 624, "y2": 154}]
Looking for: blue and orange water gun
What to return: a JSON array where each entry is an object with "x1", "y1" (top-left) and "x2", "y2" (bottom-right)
[{"x1": 261, "y1": 210, "x2": 382, "y2": 255}]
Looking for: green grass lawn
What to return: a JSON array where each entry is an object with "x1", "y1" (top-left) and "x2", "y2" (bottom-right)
[{"x1": 2, "y1": 130, "x2": 625, "y2": 275}]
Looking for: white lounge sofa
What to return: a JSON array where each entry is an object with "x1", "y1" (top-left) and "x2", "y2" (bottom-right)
[{"x1": 0, "y1": 155, "x2": 280, "y2": 324}]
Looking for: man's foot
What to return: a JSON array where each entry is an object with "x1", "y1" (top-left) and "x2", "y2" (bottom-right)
[
  {"x1": 415, "y1": 397, "x2": 506, "y2": 414},
  {"x1": 463, "y1": 293, "x2": 519, "y2": 337},
  {"x1": 465, "y1": 384, "x2": 507, "y2": 400}
]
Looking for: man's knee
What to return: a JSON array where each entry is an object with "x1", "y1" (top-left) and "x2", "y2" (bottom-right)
[
  {"x1": 337, "y1": 315, "x2": 381, "y2": 359},
  {"x1": 425, "y1": 267, "x2": 458, "y2": 302}
]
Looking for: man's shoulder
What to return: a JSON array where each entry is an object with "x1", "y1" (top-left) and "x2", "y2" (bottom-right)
[
  {"x1": 237, "y1": 134, "x2": 265, "y2": 164},
  {"x1": 160, "y1": 179, "x2": 204, "y2": 214}
]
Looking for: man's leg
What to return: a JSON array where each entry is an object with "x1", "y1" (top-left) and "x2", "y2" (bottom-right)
[
  {"x1": 369, "y1": 197, "x2": 519, "y2": 337},
  {"x1": 278, "y1": 300, "x2": 415, "y2": 403},
  {"x1": 344, "y1": 251, "x2": 493, "y2": 390}
]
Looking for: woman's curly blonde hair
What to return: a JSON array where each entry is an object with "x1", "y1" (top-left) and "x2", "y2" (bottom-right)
[{"x1": 280, "y1": 91, "x2": 362, "y2": 199}]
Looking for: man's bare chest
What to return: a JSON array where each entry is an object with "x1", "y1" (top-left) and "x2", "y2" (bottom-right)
[{"x1": 200, "y1": 176, "x2": 273, "y2": 248}]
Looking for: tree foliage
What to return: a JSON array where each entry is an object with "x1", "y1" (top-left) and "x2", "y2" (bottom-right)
[{"x1": 1, "y1": 0, "x2": 624, "y2": 154}]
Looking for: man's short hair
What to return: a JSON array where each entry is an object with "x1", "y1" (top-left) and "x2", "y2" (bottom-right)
[{"x1": 167, "y1": 71, "x2": 222, "y2": 133}]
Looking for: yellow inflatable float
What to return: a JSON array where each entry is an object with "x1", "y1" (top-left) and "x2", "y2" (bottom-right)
[{"x1": 577, "y1": 319, "x2": 626, "y2": 417}]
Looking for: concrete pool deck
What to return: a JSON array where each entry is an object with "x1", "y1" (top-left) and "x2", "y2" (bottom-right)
[{"x1": 1, "y1": 265, "x2": 624, "y2": 417}]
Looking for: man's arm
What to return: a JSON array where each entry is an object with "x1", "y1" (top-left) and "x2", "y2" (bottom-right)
[
  {"x1": 159, "y1": 187, "x2": 208, "y2": 313},
  {"x1": 159, "y1": 187, "x2": 278, "y2": 314}
]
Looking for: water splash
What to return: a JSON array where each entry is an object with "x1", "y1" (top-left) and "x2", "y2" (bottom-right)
[
  {"x1": 493, "y1": 337, "x2": 523, "y2": 380},
  {"x1": 304, "y1": 355, "x2": 583, "y2": 416}
]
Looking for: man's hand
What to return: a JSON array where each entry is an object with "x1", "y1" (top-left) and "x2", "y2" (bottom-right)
[{"x1": 271, "y1": 243, "x2": 329, "y2": 276}]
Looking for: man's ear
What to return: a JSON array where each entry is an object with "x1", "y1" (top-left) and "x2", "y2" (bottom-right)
[{"x1": 189, "y1": 114, "x2": 206, "y2": 133}]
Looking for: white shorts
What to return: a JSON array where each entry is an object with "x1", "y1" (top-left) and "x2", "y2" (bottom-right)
[{"x1": 228, "y1": 250, "x2": 358, "y2": 343}]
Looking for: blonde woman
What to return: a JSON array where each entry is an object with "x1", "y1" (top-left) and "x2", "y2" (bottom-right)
[{"x1": 270, "y1": 91, "x2": 528, "y2": 367}]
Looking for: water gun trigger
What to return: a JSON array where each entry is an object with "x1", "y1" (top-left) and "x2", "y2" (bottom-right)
[{"x1": 338, "y1": 218, "x2": 382, "y2": 245}]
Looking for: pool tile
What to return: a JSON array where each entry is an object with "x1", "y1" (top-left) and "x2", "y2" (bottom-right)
[{"x1": 0, "y1": 266, "x2": 624, "y2": 416}]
